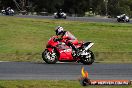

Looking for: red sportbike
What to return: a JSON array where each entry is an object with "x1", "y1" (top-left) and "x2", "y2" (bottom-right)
[{"x1": 42, "y1": 36, "x2": 95, "y2": 65}]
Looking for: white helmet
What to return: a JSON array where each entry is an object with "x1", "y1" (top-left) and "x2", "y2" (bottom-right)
[{"x1": 55, "y1": 26, "x2": 64, "y2": 35}]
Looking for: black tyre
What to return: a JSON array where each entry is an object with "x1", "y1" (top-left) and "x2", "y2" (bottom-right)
[
  {"x1": 81, "y1": 50, "x2": 95, "y2": 65},
  {"x1": 42, "y1": 49, "x2": 58, "y2": 64},
  {"x1": 126, "y1": 20, "x2": 130, "y2": 22},
  {"x1": 117, "y1": 18, "x2": 120, "y2": 22},
  {"x1": 64, "y1": 16, "x2": 66, "y2": 19}
]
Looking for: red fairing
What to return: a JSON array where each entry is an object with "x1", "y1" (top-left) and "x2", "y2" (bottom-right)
[
  {"x1": 45, "y1": 36, "x2": 82, "y2": 61},
  {"x1": 46, "y1": 36, "x2": 76, "y2": 61},
  {"x1": 46, "y1": 36, "x2": 59, "y2": 52},
  {"x1": 47, "y1": 36, "x2": 59, "y2": 47},
  {"x1": 58, "y1": 47, "x2": 73, "y2": 61},
  {"x1": 47, "y1": 47, "x2": 53, "y2": 52}
]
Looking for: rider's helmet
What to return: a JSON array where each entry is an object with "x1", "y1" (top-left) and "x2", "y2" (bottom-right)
[
  {"x1": 121, "y1": 14, "x2": 126, "y2": 17},
  {"x1": 123, "y1": 14, "x2": 126, "y2": 15},
  {"x1": 60, "y1": 9, "x2": 62, "y2": 12},
  {"x1": 55, "y1": 26, "x2": 64, "y2": 35}
]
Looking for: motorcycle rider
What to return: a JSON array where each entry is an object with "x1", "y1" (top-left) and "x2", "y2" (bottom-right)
[
  {"x1": 5, "y1": 7, "x2": 11, "y2": 15},
  {"x1": 57, "y1": 9, "x2": 62, "y2": 18},
  {"x1": 55, "y1": 26, "x2": 79, "y2": 57},
  {"x1": 120, "y1": 14, "x2": 126, "y2": 20}
]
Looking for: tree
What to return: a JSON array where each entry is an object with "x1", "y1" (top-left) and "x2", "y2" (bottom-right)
[
  {"x1": 0, "y1": 0, "x2": 15, "y2": 10},
  {"x1": 0, "y1": 0, "x2": 132, "y2": 17}
]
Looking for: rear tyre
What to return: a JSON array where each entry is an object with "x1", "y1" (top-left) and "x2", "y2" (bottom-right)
[
  {"x1": 126, "y1": 20, "x2": 130, "y2": 22},
  {"x1": 42, "y1": 49, "x2": 58, "y2": 64},
  {"x1": 81, "y1": 50, "x2": 95, "y2": 65}
]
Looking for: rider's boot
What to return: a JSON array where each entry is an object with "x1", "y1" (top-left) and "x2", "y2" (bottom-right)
[
  {"x1": 71, "y1": 45, "x2": 80, "y2": 58},
  {"x1": 67, "y1": 41, "x2": 80, "y2": 58}
]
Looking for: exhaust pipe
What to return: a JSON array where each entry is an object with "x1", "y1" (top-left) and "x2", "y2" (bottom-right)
[
  {"x1": 84, "y1": 43, "x2": 94, "y2": 51},
  {"x1": 81, "y1": 43, "x2": 94, "y2": 56}
]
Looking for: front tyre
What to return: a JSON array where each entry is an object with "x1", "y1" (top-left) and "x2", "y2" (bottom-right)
[
  {"x1": 63, "y1": 16, "x2": 66, "y2": 19},
  {"x1": 81, "y1": 50, "x2": 95, "y2": 65},
  {"x1": 42, "y1": 49, "x2": 58, "y2": 64},
  {"x1": 54, "y1": 15, "x2": 58, "y2": 19},
  {"x1": 117, "y1": 18, "x2": 120, "y2": 22}
]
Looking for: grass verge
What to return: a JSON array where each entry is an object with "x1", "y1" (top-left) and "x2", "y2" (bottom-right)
[
  {"x1": 0, "y1": 16, "x2": 132, "y2": 63},
  {"x1": 0, "y1": 80, "x2": 132, "y2": 88}
]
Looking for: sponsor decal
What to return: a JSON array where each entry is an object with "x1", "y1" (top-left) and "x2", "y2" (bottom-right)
[
  {"x1": 79, "y1": 67, "x2": 131, "y2": 86},
  {"x1": 60, "y1": 49, "x2": 71, "y2": 53},
  {"x1": 90, "y1": 80, "x2": 130, "y2": 85}
]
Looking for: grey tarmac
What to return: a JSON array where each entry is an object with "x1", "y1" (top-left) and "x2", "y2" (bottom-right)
[
  {"x1": 14, "y1": 15, "x2": 132, "y2": 23},
  {"x1": 0, "y1": 62, "x2": 132, "y2": 80}
]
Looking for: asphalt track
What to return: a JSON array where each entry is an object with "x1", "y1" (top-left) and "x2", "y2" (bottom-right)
[
  {"x1": 0, "y1": 15, "x2": 132, "y2": 80},
  {"x1": 14, "y1": 15, "x2": 132, "y2": 23},
  {"x1": 0, "y1": 62, "x2": 132, "y2": 80}
]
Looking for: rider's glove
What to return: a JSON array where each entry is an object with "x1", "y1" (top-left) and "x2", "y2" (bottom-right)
[{"x1": 54, "y1": 38, "x2": 62, "y2": 42}]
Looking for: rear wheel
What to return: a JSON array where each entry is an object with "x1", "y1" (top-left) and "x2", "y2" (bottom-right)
[
  {"x1": 126, "y1": 20, "x2": 130, "y2": 22},
  {"x1": 81, "y1": 50, "x2": 95, "y2": 65},
  {"x1": 42, "y1": 49, "x2": 58, "y2": 64}
]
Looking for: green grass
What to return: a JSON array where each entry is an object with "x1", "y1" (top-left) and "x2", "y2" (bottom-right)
[
  {"x1": 0, "y1": 80, "x2": 131, "y2": 88},
  {"x1": 0, "y1": 16, "x2": 132, "y2": 62}
]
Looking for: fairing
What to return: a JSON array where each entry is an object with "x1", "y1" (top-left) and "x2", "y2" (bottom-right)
[
  {"x1": 47, "y1": 36, "x2": 74, "y2": 61},
  {"x1": 56, "y1": 44, "x2": 73, "y2": 61}
]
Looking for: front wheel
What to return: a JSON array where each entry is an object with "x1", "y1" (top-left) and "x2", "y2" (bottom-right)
[
  {"x1": 117, "y1": 18, "x2": 120, "y2": 22},
  {"x1": 63, "y1": 16, "x2": 66, "y2": 19},
  {"x1": 54, "y1": 15, "x2": 58, "y2": 19},
  {"x1": 42, "y1": 49, "x2": 58, "y2": 64},
  {"x1": 81, "y1": 50, "x2": 95, "y2": 65}
]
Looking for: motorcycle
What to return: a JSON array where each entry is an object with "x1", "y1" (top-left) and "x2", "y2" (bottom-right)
[
  {"x1": 42, "y1": 36, "x2": 95, "y2": 65},
  {"x1": 54, "y1": 12, "x2": 67, "y2": 19},
  {"x1": 117, "y1": 15, "x2": 130, "y2": 22},
  {"x1": 1, "y1": 9, "x2": 14, "y2": 16}
]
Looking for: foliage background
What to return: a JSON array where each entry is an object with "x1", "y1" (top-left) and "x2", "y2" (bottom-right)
[{"x1": 0, "y1": 0, "x2": 132, "y2": 17}]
